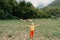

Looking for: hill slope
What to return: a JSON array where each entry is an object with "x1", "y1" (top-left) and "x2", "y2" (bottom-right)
[{"x1": 49, "y1": 0, "x2": 60, "y2": 6}]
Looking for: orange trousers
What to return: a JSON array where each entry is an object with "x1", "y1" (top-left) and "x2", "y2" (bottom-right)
[{"x1": 30, "y1": 30, "x2": 34, "y2": 39}]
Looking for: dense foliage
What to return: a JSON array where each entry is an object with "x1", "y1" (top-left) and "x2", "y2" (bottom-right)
[{"x1": 0, "y1": 0, "x2": 60, "y2": 19}]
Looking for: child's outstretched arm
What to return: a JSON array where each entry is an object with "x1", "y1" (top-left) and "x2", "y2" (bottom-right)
[
  {"x1": 35, "y1": 24, "x2": 40, "y2": 27},
  {"x1": 26, "y1": 25, "x2": 30, "y2": 27}
]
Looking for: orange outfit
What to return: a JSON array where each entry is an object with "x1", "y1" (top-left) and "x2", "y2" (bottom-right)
[
  {"x1": 29, "y1": 25, "x2": 35, "y2": 39},
  {"x1": 28, "y1": 23, "x2": 39, "y2": 39},
  {"x1": 30, "y1": 30, "x2": 34, "y2": 39}
]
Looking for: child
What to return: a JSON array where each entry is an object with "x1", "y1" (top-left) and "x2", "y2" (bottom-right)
[{"x1": 27, "y1": 23, "x2": 40, "y2": 39}]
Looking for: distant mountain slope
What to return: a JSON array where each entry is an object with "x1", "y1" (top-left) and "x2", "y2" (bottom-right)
[
  {"x1": 37, "y1": 0, "x2": 60, "y2": 8},
  {"x1": 37, "y1": 4, "x2": 45, "y2": 8},
  {"x1": 49, "y1": 0, "x2": 60, "y2": 6},
  {"x1": 37, "y1": 0, "x2": 57, "y2": 8}
]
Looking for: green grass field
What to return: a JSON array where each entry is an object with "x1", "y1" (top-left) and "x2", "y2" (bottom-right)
[{"x1": 0, "y1": 19, "x2": 60, "y2": 40}]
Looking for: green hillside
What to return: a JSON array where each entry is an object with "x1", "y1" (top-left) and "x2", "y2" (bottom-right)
[{"x1": 49, "y1": 0, "x2": 60, "y2": 6}]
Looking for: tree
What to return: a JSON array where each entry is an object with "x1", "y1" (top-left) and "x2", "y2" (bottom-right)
[
  {"x1": 14, "y1": 1, "x2": 38, "y2": 19},
  {"x1": 0, "y1": 0, "x2": 18, "y2": 19}
]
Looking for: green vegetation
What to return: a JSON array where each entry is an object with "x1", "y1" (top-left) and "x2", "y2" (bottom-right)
[
  {"x1": 0, "y1": 19, "x2": 60, "y2": 40},
  {"x1": 0, "y1": 0, "x2": 60, "y2": 19}
]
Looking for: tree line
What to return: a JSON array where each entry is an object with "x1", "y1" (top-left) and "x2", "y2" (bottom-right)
[{"x1": 0, "y1": 0, "x2": 60, "y2": 20}]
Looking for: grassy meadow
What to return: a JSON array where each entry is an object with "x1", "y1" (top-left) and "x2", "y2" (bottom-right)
[{"x1": 0, "y1": 19, "x2": 60, "y2": 40}]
